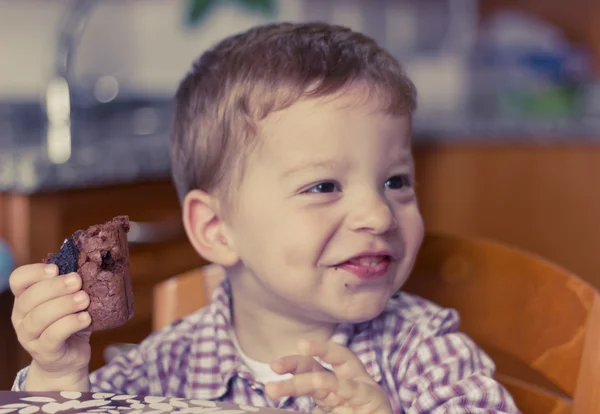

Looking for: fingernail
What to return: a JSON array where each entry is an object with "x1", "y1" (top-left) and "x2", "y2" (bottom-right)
[
  {"x1": 78, "y1": 312, "x2": 90, "y2": 323},
  {"x1": 74, "y1": 291, "x2": 87, "y2": 303},
  {"x1": 64, "y1": 274, "x2": 78, "y2": 287},
  {"x1": 45, "y1": 264, "x2": 58, "y2": 276}
]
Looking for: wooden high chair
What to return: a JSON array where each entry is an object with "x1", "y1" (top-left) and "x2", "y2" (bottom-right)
[
  {"x1": 152, "y1": 233, "x2": 600, "y2": 414},
  {"x1": 152, "y1": 262, "x2": 224, "y2": 331}
]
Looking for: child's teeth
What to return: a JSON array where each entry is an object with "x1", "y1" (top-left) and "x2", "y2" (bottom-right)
[{"x1": 349, "y1": 256, "x2": 385, "y2": 267}]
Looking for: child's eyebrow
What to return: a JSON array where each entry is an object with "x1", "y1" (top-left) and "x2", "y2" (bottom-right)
[
  {"x1": 282, "y1": 159, "x2": 348, "y2": 178},
  {"x1": 393, "y1": 152, "x2": 414, "y2": 166}
]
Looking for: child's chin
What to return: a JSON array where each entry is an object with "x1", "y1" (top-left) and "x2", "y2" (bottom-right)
[{"x1": 334, "y1": 302, "x2": 388, "y2": 323}]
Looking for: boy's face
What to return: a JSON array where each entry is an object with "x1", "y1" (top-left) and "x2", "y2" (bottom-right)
[{"x1": 223, "y1": 88, "x2": 424, "y2": 324}]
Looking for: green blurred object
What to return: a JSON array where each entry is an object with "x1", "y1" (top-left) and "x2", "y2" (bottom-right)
[{"x1": 184, "y1": 0, "x2": 276, "y2": 28}]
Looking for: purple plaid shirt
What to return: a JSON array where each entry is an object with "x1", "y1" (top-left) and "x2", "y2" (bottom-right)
[{"x1": 14, "y1": 280, "x2": 520, "y2": 413}]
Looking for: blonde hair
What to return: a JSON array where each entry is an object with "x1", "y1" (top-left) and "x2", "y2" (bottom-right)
[{"x1": 170, "y1": 22, "x2": 417, "y2": 204}]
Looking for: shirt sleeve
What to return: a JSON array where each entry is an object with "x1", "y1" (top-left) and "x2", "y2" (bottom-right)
[
  {"x1": 10, "y1": 346, "x2": 153, "y2": 395},
  {"x1": 11, "y1": 366, "x2": 29, "y2": 391},
  {"x1": 395, "y1": 308, "x2": 522, "y2": 413}
]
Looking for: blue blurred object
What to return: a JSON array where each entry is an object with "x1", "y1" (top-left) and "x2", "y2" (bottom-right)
[
  {"x1": 0, "y1": 239, "x2": 14, "y2": 293},
  {"x1": 472, "y1": 9, "x2": 593, "y2": 119}
]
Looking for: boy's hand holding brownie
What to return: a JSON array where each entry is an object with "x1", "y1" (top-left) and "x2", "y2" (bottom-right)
[
  {"x1": 266, "y1": 340, "x2": 392, "y2": 414},
  {"x1": 9, "y1": 216, "x2": 134, "y2": 392},
  {"x1": 10, "y1": 263, "x2": 92, "y2": 391}
]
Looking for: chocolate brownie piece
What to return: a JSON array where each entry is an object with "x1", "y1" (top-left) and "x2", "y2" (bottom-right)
[{"x1": 44, "y1": 216, "x2": 134, "y2": 331}]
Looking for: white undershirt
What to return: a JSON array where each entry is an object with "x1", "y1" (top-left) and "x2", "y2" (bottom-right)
[{"x1": 231, "y1": 332, "x2": 292, "y2": 383}]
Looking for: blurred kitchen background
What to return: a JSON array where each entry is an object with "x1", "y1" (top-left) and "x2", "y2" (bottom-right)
[{"x1": 1, "y1": 0, "x2": 600, "y2": 388}]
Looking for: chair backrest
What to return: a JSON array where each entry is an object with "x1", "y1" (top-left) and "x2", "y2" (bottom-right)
[
  {"x1": 152, "y1": 233, "x2": 600, "y2": 414},
  {"x1": 153, "y1": 263, "x2": 224, "y2": 331},
  {"x1": 403, "y1": 233, "x2": 600, "y2": 414}
]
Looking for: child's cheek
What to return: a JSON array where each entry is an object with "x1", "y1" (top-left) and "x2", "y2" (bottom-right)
[{"x1": 281, "y1": 241, "x2": 312, "y2": 269}]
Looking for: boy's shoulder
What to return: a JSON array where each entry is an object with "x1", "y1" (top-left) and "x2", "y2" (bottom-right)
[
  {"x1": 138, "y1": 290, "x2": 463, "y2": 363},
  {"x1": 138, "y1": 302, "x2": 224, "y2": 357},
  {"x1": 368, "y1": 291, "x2": 462, "y2": 343},
  {"x1": 385, "y1": 291, "x2": 454, "y2": 320},
  {"x1": 143, "y1": 291, "x2": 463, "y2": 349},
  {"x1": 341, "y1": 292, "x2": 465, "y2": 383}
]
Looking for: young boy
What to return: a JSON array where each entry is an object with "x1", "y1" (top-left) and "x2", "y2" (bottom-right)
[{"x1": 10, "y1": 22, "x2": 520, "y2": 413}]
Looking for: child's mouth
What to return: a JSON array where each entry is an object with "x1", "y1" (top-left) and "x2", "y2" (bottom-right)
[{"x1": 337, "y1": 255, "x2": 391, "y2": 279}]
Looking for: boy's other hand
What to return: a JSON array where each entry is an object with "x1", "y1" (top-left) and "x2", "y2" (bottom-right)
[
  {"x1": 266, "y1": 340, "x2": 393, "y2": 414},
  {"x1": 10, "y1": 263, "x2": 92, "y2": 391}
]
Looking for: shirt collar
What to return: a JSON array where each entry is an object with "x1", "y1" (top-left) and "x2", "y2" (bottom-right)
[
  {"x1": 187, "y1": 278, "x2": 245, "y2": 400},
  {"x1": 188, "y1": 278, "x2": 382, "y2": 401}
]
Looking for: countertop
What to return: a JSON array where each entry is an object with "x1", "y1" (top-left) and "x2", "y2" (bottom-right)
[
  {"x1": 2, "y1": 100, "x2": 600, "y2": 194},
  {"x1": 0, "y1": 99, "x2": 174, "y2": 194},
  {"x1": 0, "y1": 139, "x2": 172, "y2": 194}
]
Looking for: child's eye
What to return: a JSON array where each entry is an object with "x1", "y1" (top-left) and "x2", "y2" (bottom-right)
[
  {"x1": 385, "y1": 174, "x2": 411, "y2": 190},
  {"x1": 305, "y1": 181, "x2": 341, "y2": 194}
]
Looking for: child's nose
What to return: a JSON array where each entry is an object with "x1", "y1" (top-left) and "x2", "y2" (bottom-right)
[{"x1": 347, "y1": 195, "x2": 397, "y2": 234}]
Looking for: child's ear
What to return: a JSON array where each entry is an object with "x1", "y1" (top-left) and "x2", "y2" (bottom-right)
[{"x1": 182, "y1": 190, "x2": 239, "y2": 267}]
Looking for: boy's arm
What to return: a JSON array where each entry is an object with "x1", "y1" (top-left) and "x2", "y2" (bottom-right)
[
  {"x1": 12, "y1": 345, "x2": 152, "y2": 396},
  {"x1": 13, "y1": 313, "x2": 194, "y2": 396},
  {"x1": 11, "y1": 364, "x2": 89, "y2": 392},
  {"x1": 394, "y1": 309, "x2": 522, "y2": 413}
]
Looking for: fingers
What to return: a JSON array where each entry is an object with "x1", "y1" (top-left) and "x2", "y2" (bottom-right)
[
  {"x1": 266, "y1": 371, "x2": 339, "y2": 401},
  {"x1": 15, "y1": 273, "x2": 82, "y2": 319},
  {"x1": 38, "y1": 312, "x2": 92, "y2": 353},
  {"x1": 271, "y1": 354, "x2": 324, "y2": 376},
  {"x1": 267, "y1": 372, "x2": 385, "y2": 412},
  {"x1": 267, "y1": 342, "x2": 391, "y2": 413},
  {"x1": 297, "y1": 339, "x2": 370, "y2": 379},
  {"x1": 10, "y1": 264, "x2": 58, "y2": 298},
  {"x1": 18, "y1": 291, "x2": 90, "y2": 344}
]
